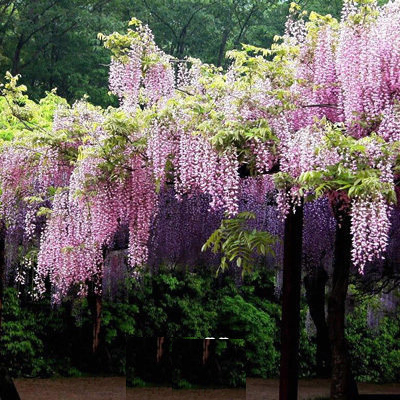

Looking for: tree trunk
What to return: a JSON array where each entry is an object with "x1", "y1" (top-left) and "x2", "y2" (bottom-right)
[
  {"x1": 328, "y1": 214, "x2": 358, "y2": 399},
  {"x1": 0, "y1": 369, "x2": 21, "y2": 400},
  {"x1": 176, "y1": 27, "x2": 187, "y2": 59},
  {"x1": 157, "y1": 336, "x2": 165, "y2": 363},
  {"x1": 279, "y1": 204, "x2": 304, "y2": 400},
  {"x1": 217, "y1": 27, "x2": 230, "y2": 67},
  {"x1": 304, "y1": 267, "x2": 331, "y2": 377},
  {"x1": 11, "y1": 36, "x2": 24, "y2": 75},
  {"x1": 203, "y1": 338, "x2": 211, "y2": 365},
  {"x1": 88, "y1": 282, "x2": 102, "y2": 354}
]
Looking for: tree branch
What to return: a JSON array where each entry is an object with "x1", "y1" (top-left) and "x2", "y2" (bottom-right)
[
  {"x1": 141, "y1": 0, "x2": 177, "y2": 39},
  {"x1": 302, "y1": 103, "x2": 340, "y2": 109},
  {"x1": 20, "y1": 20, "x2": 79, "y2": 69}
]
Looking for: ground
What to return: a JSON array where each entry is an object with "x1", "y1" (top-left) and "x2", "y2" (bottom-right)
[
  {"x1": 14, "y1": 377, "x2": 400, "y2": 399},
  {"x1": 15, "y1": 377, "x2": 126, "y2": 400}
]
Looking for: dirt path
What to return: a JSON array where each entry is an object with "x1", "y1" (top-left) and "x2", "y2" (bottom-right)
[
  {"x1": 15, "y1": 377, "x2": 126, "y2": 400},
  {"x1": 14, "y1": 377, "x2": 400, "y2": 400},
  {"x1": 246, "y1": 378, "x2": 400, "y2": 400},
  {"x1": 126, "y1": 387, "x2": 246, "y2": 400}
]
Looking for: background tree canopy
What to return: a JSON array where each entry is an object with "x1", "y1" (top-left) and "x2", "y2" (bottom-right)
[{"x1": 0, "y1": 0, "x2": 350, "y2": 107}]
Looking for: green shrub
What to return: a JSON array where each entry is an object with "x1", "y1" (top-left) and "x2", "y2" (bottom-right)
[
  {"x1": 346, "y1": 296, "x2": 400, "y2": 383},
  {"x1": 126, "y1": 267, "x2": 280, "y2": 387},
  {"x1": 218, "y1": 294, "x2": 279, "y2": 380},
  {"x1": 3, "y1": 266, "x2": 399, "y2": 387},
  {"x1": 298, "y1": 307, "x2": 317, "y2": 378},
  {"x1": 128, "y1": 267, "x2": 219, "y2": 337},
  {"x1": 0, "y1": 288, "x2": 51, "y2": 376}
]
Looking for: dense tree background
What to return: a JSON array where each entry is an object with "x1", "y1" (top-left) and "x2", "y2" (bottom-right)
[{"x1": 0, "y1": 0, "x2": 348, "y2": 107}]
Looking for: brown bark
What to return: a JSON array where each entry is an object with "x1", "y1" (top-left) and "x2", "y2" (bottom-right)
[
  {"x1": 279, "y1": 204, "x2": 303, "y2": 400},
  {"x1": 202, "y1": 338, "x2": 211, "y2": 365},
  {"x1": 157, "y1": 336, "x2": 165, "y2": 363},
  {"x1": 304, "y1": 267, "x2": 331, "y2": 377},
  {"x1": 328, "y1": 214, "x2": 358, "y2": 399}
]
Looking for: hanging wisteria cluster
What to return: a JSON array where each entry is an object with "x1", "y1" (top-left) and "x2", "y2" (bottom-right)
[
  {"x1": 2, "y1": 0, "x2": 400, "y2": 301},
  {"x1": 106, "y1": 19, "x2": 175, "y2": 111},
  {"x1": 35, "y1": 149, "x2": 157, "y2": 300},
  {"x1": 281, "y1": 1, "x2": 400, "y2": 270}
]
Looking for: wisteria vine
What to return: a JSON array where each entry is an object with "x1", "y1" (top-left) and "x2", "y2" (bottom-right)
[{"x1": 2, "y1": 0, "x2": 400, "y2": 301}]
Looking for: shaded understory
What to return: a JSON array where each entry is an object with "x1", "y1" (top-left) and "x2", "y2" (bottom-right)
[{"x1": 3, "y1": 268, "x2": 400, "y2": 387}]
